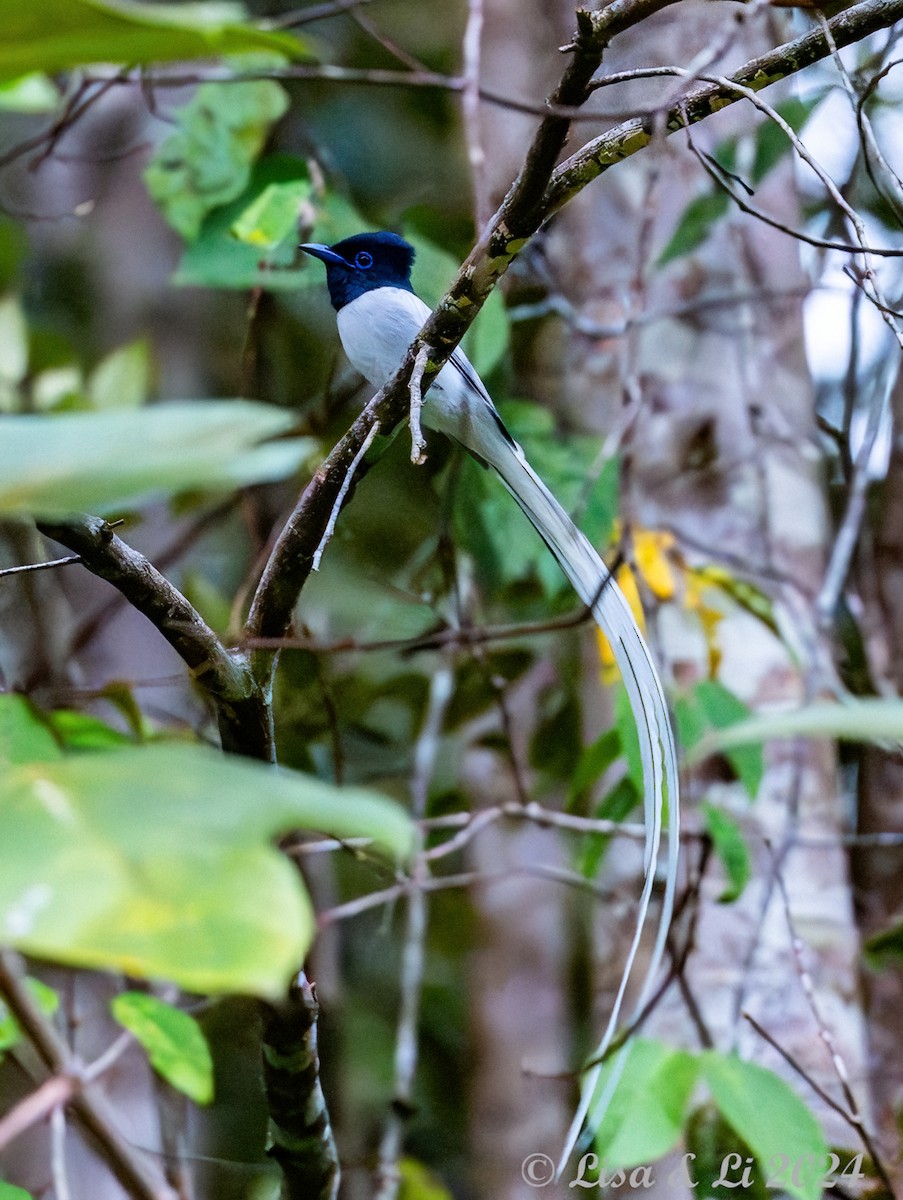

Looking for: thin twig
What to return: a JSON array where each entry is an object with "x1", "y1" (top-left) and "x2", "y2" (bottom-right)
[
  {"x1": 0, "y1": 554, "x2": 81, "y2": 579},
  {"x1": 0, "y1": 1075, "x2": 75, "y2": 1152},
  {"x1": 769, "y1": 861, "x2": 895, "y2": 1192},
  {"x1": 312, "y1": 419, "x2": 381, "y2": 570}
]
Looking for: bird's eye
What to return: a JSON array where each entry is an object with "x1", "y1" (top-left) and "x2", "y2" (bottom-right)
[{"x1": 354, "y1": 251, "x2": 374, "y2": 269}]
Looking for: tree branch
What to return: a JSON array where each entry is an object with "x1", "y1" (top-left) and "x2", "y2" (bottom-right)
[
  {"x1": 245, "y1": 0, "x2": 903, "y2": 696},
  {"x1": 37, "y1": 516, "x2": 272, "y2": 759},
  {"x1": 544, "y1": 0, "x2": 903, "y2": 214}
]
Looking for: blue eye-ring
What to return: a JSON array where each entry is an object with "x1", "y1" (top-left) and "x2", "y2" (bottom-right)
[{"x1": 355, "y1": 251, "x2": 374, "y2": 269}]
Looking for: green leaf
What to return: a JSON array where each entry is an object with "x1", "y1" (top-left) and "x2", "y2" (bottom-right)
[
  {"x1": 864, "y1": 920, "x2": 903, "y2": 970},
  {"x1": 702, "y1": 1052, "x2": 828, "y2": 1200},
  {"x1": 46, "y1": 709, "x2": 135, "y2": 753},
  {"x1": 658, "y1": 97, "x2": 820, "y2": 267},
  {"x1": 676, "y1": 680, "x2": 763, "y2": 799},
  {"x1": 592, "y1": 1038, "x2": 699, "y2": 1168},
  {"x1": 0, "y1": 742, "x2": 413, "y2": 996},
  {"x1": 87, "y1": 338, "x2": 152, "y2": 410},
  {"x1": 615, "y1": 685, "x2": 644, "y2": 796},
  {"x1": 0, "y1": 1180, "x2": 34, "y2": 1200},
  {"x1": 687, "y1": 697, "x2": 903, "y2": 766},
  {"x1": 749, "y1": 97, "x2": 820, "y2": 184},
  {"x1": 174, "y1": 155, "x2": 321, "y2": 289},
  {"x1": 112, "y1": 991, "x2": 213, "y2": 1104},
  {"x1": 398, "y1": 1157, "x2": 454, "y2": 1200},
  {"x1": 0, "y1": 0, "x2": 308, "y2": 82},
  {"x1": 0, "y1": 295, "x2": 28, "y2": 389},
  {"x1": 657, "y1": 191, "x2": 730, "y2": 266},
  {"x1": 145, "y1": 76, "x2": 290, "y2": 241},
  {"x1": 0, "y1": 400, "x2": 312, "y2": 516},
  {"x1": 0, "y1": 73, "x2": 58, "y2": 113},
  {"x1": 0, "y1": 694, "x2": 63, "y2": 765},
  {"x1": 231, "y1": 179, "x2": 312, "y2": 249},
  {"x1": 702, "y1": 803, "x2": 750, "y2": 902},
  {"x1": 578, "y1": 776, "x2": 639, "y2": 879},
  {"x1": 569, "y1": 728, "x2": 622, "y2": 807},
  {"x1": 0, "y1": 977, "x2": 58, "y2": 1054}
]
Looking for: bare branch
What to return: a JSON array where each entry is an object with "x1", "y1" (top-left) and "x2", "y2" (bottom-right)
[{"x1": 37, "y1": 515, "x2": 271, "y2": 759}]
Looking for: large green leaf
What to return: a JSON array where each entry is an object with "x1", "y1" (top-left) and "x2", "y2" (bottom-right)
[
  {"x1": 0, "y1": 400, "x2": 313, "y2": 516},
  {"x1": 112, "y1": 991, "x2": 213, "y2": 1104},
  {"x1": 0, "y1": 0, "x2": 308, "y2": 82},
  {"x1": 173, "y1": 155, "x2": 329, "y2": 290},
  {"x1": 702, "y1": 1052, "x2": 828, "y2": 1200},
  {"x1": 0, "y1": 743, "x2": 413, "y2": 996},
  {"x1": 687, "y1": 697, "x2": 903, "y2": 765},
  {"x1": 145, "y1": 76, "x2": 290, "y2": 241},
  {"x1": 592, "y1": 1038, "x2": 699, "y2": 1168}
]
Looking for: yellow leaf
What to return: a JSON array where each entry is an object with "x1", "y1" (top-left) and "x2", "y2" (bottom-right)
[
  {"x1": 597, "y1": 564, "x2": 646, "y2": 684},
  {"x1": 634, "y1": 529, "x2": 677, "y2": 600}
]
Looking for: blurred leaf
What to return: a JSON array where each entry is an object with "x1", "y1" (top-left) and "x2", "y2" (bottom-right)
[
  {"x1": 531, "y1": 687, "x2": 581, "y2": 777},
  {"x1": 0, "y1": 73, "x2": 58, "y2": 112},
  {"x1": 181, "y1": 568, "x2": 233, "y2": 636},
  {"x1": 748, "y1": 97, "x2": 821, "y2": 183},
  {"x1": 0, "y1": 742, "x2": 413, "y2": 995},
  {"x1": 145, "y1": 76, "x2": 289, "y2": 241},
  {"x1": 688, "y1": 698, "x2": 903, "y2": 765},
  {"x1": 46, "y1": 709, "x2": 135, "y2": 752},
  {"x1": 615, "y1": 685, "x2": 644, "y2": 795},
  {"x1": 659, "y1": 97, "x2": 820, "y2": 266},
  {"x1": 702, "y1": 803, "x2": 750, "y2": 902},
  {"x1": 702, "y1": 1052, "x2": 828, "y2": 1200},
  {"x1": 0, "y1": 977, "x2": 58, "y2": 1055},
  {"x1": 578, "y1": 775, "x2": 639, "y2": 879},
  {"x1": 32, "y1": 365, "x2": 83, "y2": 412},
  {"x1": 684, "y1": 1103, "x2": 769, "y2": 1199},
  {"x1": 569, "y1": 727, "x2": 622, "y2": 807},
  {"x1": 398, "y1": 1157, "x2": 454, "y2": 1200},
  {"x1": 657, "y1": 191, "x2": 730, "y2": 266},
  {"x1": 0, "y1": 400, "x2": 312, "y2": 516},
  {"x1": 593, "y1": 1038, "x2": 699, "y2": 1168},
  {"x1": 112, "y1": 991, "x2": 213, "y2": 1104},
  {"x1": 231, "y1": 179, "x2": 312, "y2": 249},
  {"x1": 0, "y1": 694, "x2": 62, "y2": 764},
  {"x1": 174, "y1": 156, "x2": 322, "y2": 289},
  {"x1": 691, "y1": 563, "x2": 778, "y2": 637},
  {"x1": 0, "y1": 295, "x2": 28, "y2": 391},
  {"x1": 0, "y1": 1, "x2": 308, "y2": 82},
  {"x1": 0, "y1": 1182, "x2": 34, "y2": 1200},
  {"x1": 864, "y1": 920, "x2": 903, "y2": 970},
  {"x1": 87, "y1": 338, "x2": 151, "y2": 410},
  {"x1": 676, "y1": 680, "x2": 763, "y2": 799}
]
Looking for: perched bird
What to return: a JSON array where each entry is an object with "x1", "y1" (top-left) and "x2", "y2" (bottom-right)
[{"x1": 300, "y1": 231, "x2": 679, "y2": 1158}]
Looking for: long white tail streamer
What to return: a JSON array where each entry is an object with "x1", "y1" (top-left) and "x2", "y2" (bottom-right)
[{"x1": 334, "y1": 285, "x2": 680, "y2": 1168}]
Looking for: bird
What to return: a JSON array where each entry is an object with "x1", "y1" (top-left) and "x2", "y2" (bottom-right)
[{"x1": 300, "y1": 230, "x2": 679, "y2": 1160}]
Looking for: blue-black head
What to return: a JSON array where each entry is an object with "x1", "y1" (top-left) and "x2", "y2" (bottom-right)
[{"x1": 300, "y1": 231, "x2": 416, "y2": 310}]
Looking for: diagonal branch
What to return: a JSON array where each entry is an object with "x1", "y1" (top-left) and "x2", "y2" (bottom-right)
[
  {"x1": 245, "y1": 0, "x2": 903, "y2": 693},
  {"x1": 37, "y1": 515, "x2": 272, "y2": 759}
]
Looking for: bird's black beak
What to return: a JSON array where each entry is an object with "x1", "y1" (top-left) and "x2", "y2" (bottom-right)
[{"x1": 299, "y1": 242, "x2": 346, "y2": 267}]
